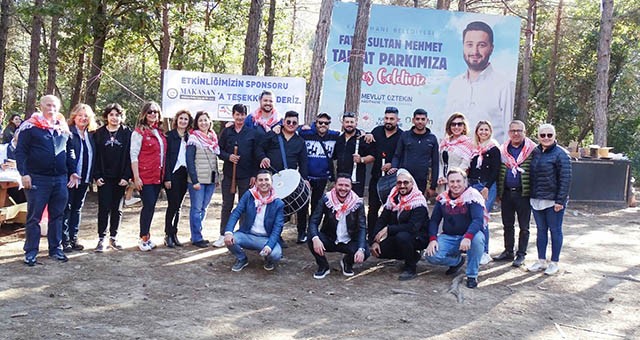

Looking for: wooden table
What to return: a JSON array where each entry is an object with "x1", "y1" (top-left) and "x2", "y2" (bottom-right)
[{"x1": 0, "y1": 170, "x2": 27, "y2": 224}]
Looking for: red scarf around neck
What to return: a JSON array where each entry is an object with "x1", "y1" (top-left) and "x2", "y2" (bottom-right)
[
  {"x1": 250, "y1": 186, "x2": 276, "y2": 213},
  {"x1": 188, "y1": 129, "x2": 220, "y2": 154},
  {"x1": 500, "y1": 137, "x2": 536, "y2": 177},
  {"x1": 252, "y1": 107, "x2": 280, "y2": 132},
  {"x1": 436, "y1": 187, "x2": 489, "y2": 226},
  {"x1": 325, "y1": 188, "x2": 361, "y2": 220}
]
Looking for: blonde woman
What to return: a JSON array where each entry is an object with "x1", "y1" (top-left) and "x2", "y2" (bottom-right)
[
  {"x1": 62, "y1": 104, "x2": 98, "y2": 253},
  {"x1": 437, "y1": 112, "x2": 475, "y2": 192}
]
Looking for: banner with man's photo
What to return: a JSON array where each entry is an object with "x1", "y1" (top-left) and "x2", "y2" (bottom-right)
[
  {"x1": 319, "y1": 2, "x2": 521, "y2": 141},
  {"x1": 162, "y1": 70, "x2": 306, "y2": 121}
]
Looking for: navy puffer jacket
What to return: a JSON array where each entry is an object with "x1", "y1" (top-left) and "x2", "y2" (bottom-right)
[{"x1": 530, "y1": 143, "x2": 572, "y2": 205}]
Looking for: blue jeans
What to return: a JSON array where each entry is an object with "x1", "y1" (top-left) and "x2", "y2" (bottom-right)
[
  {"x1": 188, "y1": 183, "x2": 216, "y2": 243},
  {"x1": 426, "y1": 232, "x2": 485, "y2": 278},
  {"x1": 472, "y1": 183, "x2": 496, "y2": 253},
  {"x1": 63, "y1": 183, "x2": 89, "y2": 244},
  {"x1": 532, "y1": 207, "x2": 565, "y2": 262},
  {"x1": 23, "y1": 175, "x2": 68, "y2": 258},
  {"x1": 227, "y1": 231, "x2": 282, "y2": 263}
]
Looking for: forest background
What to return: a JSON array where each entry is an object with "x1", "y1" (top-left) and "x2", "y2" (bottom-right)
[{"x1": 0, "y1": 0, "x2": 637, "y2": 177}]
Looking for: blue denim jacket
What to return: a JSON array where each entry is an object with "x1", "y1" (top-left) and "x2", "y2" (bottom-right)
[{"x1": 224, "y1": 190, "x2": 285, "y2": 250}]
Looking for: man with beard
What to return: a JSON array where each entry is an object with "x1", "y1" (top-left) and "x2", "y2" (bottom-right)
[
  {"x1": 333, "y1": 112, "x2": 373, "y2": 197},
  {"x1": 297, "y1": 112, "x2": 340, "y2": 243},
  {"x1": 425, "y1": 168, "x2": 486, "y2": 289},
  {"x1": 308, "y1": 173, "x2": 368, "y2": 279},
  {"x1": 390, "y1": 109, "x2": 439, "y2": 196},
  {"x1": 370, "y1": 169, "x2": 429, "y2": 281},
  {"x1": 445, "y1": 21, "x2": 515, "y2": 142},
  {"x1": 244, "y1": 90, "x2": 282, "y2": 140},
  {"x1": 363, "y1": 107, "x2": 403, "y2": 237}
]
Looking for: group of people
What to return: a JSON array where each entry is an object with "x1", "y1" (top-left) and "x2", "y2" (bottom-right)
[{"x1": 15, "y1": 92, "x2": 571, "y2": 290}]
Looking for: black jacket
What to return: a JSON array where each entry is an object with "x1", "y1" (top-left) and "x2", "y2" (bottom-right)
[
  {"x1": 391, "y1": 127, "x2": 439, "y2": 189},
  {"x1": 93, "y1": 125, "x2": 132, "y2": 181},
  {"x1": 67, "y1": 127, "x2": 96, "y2": 182},
  {"x1": 164, "y1": 129, "x2": 188, "y2": 182},
  {"x1": 258, "y1": 131, "x2": 309, "y2": 179},
  {"x1": 468, "y1": 145, "x2": 501, "y2": 189},
  {"x1": 308, "y1": 195, "x2": 367, "y2": 250},
  {"x1": 371, "y1": 203, "x2": 429, "y2": 245},
  {"x1": 530, "y1": 143, "x2": 572, "y2": 205},
  {"x1": 218, "y1": 124, "x2": 259, "y2": 180}
]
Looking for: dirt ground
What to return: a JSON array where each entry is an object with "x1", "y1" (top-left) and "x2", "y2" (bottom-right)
[{"x1": 1, "y1": 191, "x2": 639, "y2": 340}]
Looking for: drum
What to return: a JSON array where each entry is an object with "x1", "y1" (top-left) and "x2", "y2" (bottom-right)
[
  {"x1": 376, "y1": 173, "x2": 397, "y2": 204},
  {"x1": 271, "y1": 169, "x2": 310, "y2": 216}
]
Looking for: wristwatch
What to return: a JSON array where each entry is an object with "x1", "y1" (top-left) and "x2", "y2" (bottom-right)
[{"x1": 358, "y1": 247, "x2": 366, "y2": 253}]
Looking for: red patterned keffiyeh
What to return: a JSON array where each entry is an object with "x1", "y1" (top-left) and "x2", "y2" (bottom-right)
[
  {"x1": 252, "y1": 107, "x2": 280, "y2": 132},
  {"x1": 500, "y1": 137, "x2": 536, "y2": 177},
  {"x1": 187, "y1": 129, "x2": 220, "y2": 154},
  {"x1": 475, "y1": 139, "x2": 499, "y2": 169},
  {"x1": 440, "y1": 135, "x2": 476, "y2": 163},
  {"x1": 385, "y1": 169, "x2": 428, "y2": 213},
  {"x1": 325, "y1": 188, "x2": 362, "y2": 220},
  {"x1": 19, "y1": 112, "x2": 70, "y2": 135},
  {"x1": 250, "y1": 187, "x2": 276, "y2": 213},
  {"x1": 437, "y1": 187, "x2": 489, "y2": 226}
]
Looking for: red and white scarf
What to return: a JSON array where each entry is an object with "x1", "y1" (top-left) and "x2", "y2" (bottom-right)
[
  {"x1": 250, "y1": 187, "x2": 276, "y2": 214},
  {"x1": 252, "y1": 107, "x2": 280, "y2": 132},
  {"x1": 475, "y1": 139, "x2": 499, "y2": 169},
  {"x1": 187, "y1": 129, "x2": 220, "y2": 154},
  {"x1": 325, "y1": 188, "x2": 362, "y2": 220},
  {"x1": 437, "y1": 187, "x2": 489, "y2": 226},
  {"x1": 500, "y1": 137, "x2": 536, "y2": 177},
  {"x1": 440, "y1": 135, "x2": 476, "y2": 163},
  {"x1": 385, "y1": 169, "x2": 428, "y2": 213},
  {"x1": 19, "y1": 112, "x2": 70, "y2": 135}
]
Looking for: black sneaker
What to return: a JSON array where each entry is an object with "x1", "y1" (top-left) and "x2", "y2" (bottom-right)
[
  {"x1": 49, "y1": 252, "x2": 68, "y2": 263},
  {"x1": 313, "y1": 267, "x2": 330, "y2": 279},
  {"x1": 340, "y1": 258, "x2": 354, "y2": 277},
  {"x1": 296, "y1": 233, "x2": 307, "y2": 244},
  {"x1": 263, "y1": 258, "x2": 276, "y2": 271},
  {"x1": 446, "y1": 257, "x2": 465, "y2": 275},
  {"x1": 512, "y1": 254, "x2": 526, "y2": 267},
  {"x1": 95, "y1": 239, "x2": 107, "y2": 253},
  {"x1": 398, "y1": 268, "x2": 417, "y2": 281},
  {"x1": 62, "y1": 243, "x2": 73, "y2": 253},
  {"x1": 109, "y1": 238, "x2": 123, "y2": 250},
  {"x1": 492, "y1": 250, "x2": 514, "y2": 261},
  {"x1": 231, "y1": 259, "x2": 248, "y2": 272},
  {"x1": 466, "y1": 277, "x2": 478, "y2": 289},
  {"x1": 193, "y1": 240, "x2": 209, "y2": 248},
  {"x1": 24, "y1": 255, "x2": 37, "y2": 267},
  {"x1": 71, "y1": 242, "x2": 84, "y2": 251}
]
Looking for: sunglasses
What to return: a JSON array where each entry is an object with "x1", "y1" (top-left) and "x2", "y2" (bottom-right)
[
  {"x1": 450, "y1": 122, "x2": 464, "y2": 127},
  {"x1": 147, "y1": 110, "x2": 159, "y2": 115},
  {"x1": 317, "y1": 121, "x2": 330, "y2": 126},
  {"x1": 285, "y1": 120, "x2": 298, "y2": 126},
  {"x1": 539, "y1": 133, "x2": 554, "y2": 139},
  {"x1": 396, "y1": 180, "x2": 411, "y2": 186}
]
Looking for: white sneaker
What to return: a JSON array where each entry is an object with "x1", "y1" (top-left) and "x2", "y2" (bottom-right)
[
  {"x1": 138, "y1": 239, "x2": 152, "y2": 251},
  {"x1": 147, "y1": 239, "x2": 157, "y2": 249},
  {"x1": 527, "y1": 259, "x2": 547, "y2": 272},
  {"x1": 480, "y1": 253, "x2": 492, "y2": 265},
  {"x1": 212, "y1": 235, "x2": 225, "y2": 248},
  {"x1": 544, "y1": 262, "x2": 559, "y2": 275},
  {"x1": 124, "y1": 197, "x2": 141, "y2": 206}
]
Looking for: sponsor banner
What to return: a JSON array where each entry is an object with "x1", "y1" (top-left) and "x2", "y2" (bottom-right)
[
  {"x1": 162, "y1": 70, "x2": 306, "y2": 121},
  {"x1": 320, "y1": 2, "x2": 521, "y2": 141}
]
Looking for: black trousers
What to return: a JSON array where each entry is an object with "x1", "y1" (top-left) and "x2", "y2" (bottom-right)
[
  {"x1": 367, "y1": 176, "x2": 382, "y2": 241},
  {"x1": 297, "y1": 178, "x2": 328, "y2": 235},
  {"x1": 377, "y1": 231, "x2": 426, "y2": 271},
  {"x1": 164, "y1": 166, "x2": 188, "y2": 236},
  {"x1": 308, "y1": 231, "x2": 369, "y2": 268},
  {"x1": 220, "y1": 176, "x2": 251, "y2": 235},
  {"x1": 97, "y1": 179, "x2": 126, "y2": 238},
  {"x1": 500, "y1": 189, "x2": 531, "y2": 256}
]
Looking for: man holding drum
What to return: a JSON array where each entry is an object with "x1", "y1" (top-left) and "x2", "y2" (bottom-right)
[
  {"x1": 224, "y1": 170, "x2": 285, "y2": 272},
  {"x1": 308, "y1": 173, "x2": 368, "y2": 279},
  {"x1": 333, "y1": 112, "x2": 373, "y2": 197}
]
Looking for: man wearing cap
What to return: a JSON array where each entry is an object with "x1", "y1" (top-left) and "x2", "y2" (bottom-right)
[
  {"x1": 333, "y1": 112, "x2": 373, "y2": 197},
  {"x1": 363, "y1": 106, "x2": 403, "y2": 238},
  {"x1": 297, "y1": 112, "x2": 340, "y2": 243},
  {"x1": 390, "y1": 109, "x2": 439, "y2": 196}
]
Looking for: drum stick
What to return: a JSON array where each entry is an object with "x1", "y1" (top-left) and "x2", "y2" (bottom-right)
[
  {"x1": 230, "y1": 144, "x2": 238, "y2": 194},
  {"x1": 351, "y1": 137, "x2": 360, "y2": 182}
]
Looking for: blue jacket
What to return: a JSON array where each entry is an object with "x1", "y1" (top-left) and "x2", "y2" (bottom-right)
[
  {"x1": 67, "y1": 127, "x2": 96, "y2": 183},
  {"x1": 530, "y1": 143, "x2": 572, "y2": 205},
  {"x1": 224, "y1": 190, "x2": 285, "y2": 250},
  {"x1": 298, "y1": 124, "x2": 339, "y2": 180},
  {"x1": 16, "y1": 126, "x2": 75, "y2": 177}
]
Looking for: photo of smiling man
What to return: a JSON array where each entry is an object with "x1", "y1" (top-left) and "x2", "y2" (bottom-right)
[{"x1": 445, "y1": 21, "x2": 515, "y2": 142}]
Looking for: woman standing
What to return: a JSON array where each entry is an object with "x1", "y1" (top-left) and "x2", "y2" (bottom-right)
[
  {"x1": 468, "y1": 120, "x2": 500, "y2": 265},
  {"x1": 163, "y1": 109, "x2": 193, "y2": 248},
  {"x1": 62, "y1": 104, "x2": 98, "y2": 252},
  {"x1": 186, "y1": 111, "x2": 220, "y2": 248},
  {"x1": 527, "y1": 123, "x2": 571, "y2": 275},
  {"x1": 131, "y1": 101, "x2": 167, "y2": 251},
  {"x1": 438, "y1": 112, "x2": 475, "y2": 192},
  {"x1": 2, "y1": 114, "x2": 22, "y2": 144},
  {"x1": 93, "y1": 103, "x2": 132, "y2": 252}
]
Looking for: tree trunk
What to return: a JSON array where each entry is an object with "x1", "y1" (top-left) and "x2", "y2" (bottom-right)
[
  {"x1": 85, "y1": 0, "x2": 108, "y2": 110},
  {"x1": 0, "y1": 0, "x2": 12, "y2": 109},
  {"x1": 413, "y1": 0, "x2": 419, "y2": 7},
  {"x1": 287, "y1": 0, "x2": 297, "y2": 76},
  {"x1": 242, "y1": 0, "x2": 263, "y2": 75},
  {"x1": 174, "y1": 3, "x2": 185, "y2": 71},
  {"x1": 593, "y1": 0, "x2": 614, "y2": 146},
  {"x1": 70, "y1": 49, "x2": 85, "y2": 107},
  {"x1": 264, "y1": 0, "x2": 276, "y2": 76},
  {"x1": 46, "y1": 13, "x2": 60, "y2": 95},
  {"x1": 343, "y1": 0, "x2": 371, "y2": 114},
  {"x1": 304, "y1": 0, "x2": 333, "y2": 124},
  {"x1": 436, "y1": 0, "x2": 451, "y2": 10},
  {"x1": 25, "y1": 0, "x2": 43, "y2": 117},
  {"x1": 546, "y1": 0, "x2": 563, "y2": 123},
  {"x1": 458, "y1": 0, "x2": 466, "y2": 11},
  {"x1": 159, "y1": 1, "x2": 170, "y2": 94},
  {"x1": 516, "y1": 0, "x2": 536, "y2": 122}
]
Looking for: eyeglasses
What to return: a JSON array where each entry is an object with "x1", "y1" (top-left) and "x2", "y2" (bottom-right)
[
  {"x1": 343, "y1": 112, "x2": 356, "y2": 118},
  {"x1": 539, "y1": 133, "x2": 554, "y2": 139},
  {"x1": 285, "y1": 120, "x2": 298, "y2": 126},
  {"x1": 396, "y1": 180, "x2": 411, "y2": 186},
  {"x1": 385, "y1": 106, "x2": 399, "y2": 114},
  {"x1": 317, "y1": 121, "x2": 330, "y2": 126},
  {"x1": 509, "y1": 129, "x2": 524, "y2": 134},
  {"x1": 147, "y1": 110, "x2": 159, "y2": 115},
  {"x1": 450, "y1": 122, "x2": 464, "y2": 127}
]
